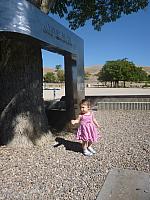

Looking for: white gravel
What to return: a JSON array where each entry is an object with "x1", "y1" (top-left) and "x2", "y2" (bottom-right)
[{"x1": 0, "y1": 110, "x2": 149, "y2": 200}]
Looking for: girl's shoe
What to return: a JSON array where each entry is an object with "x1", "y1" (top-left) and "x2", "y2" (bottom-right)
[
  {"x1": 83, "y1": 149, "x2": 93, "y2": 156},
  {"x1": 88, "y1": 146, "x2": 96, "y2": 154}
]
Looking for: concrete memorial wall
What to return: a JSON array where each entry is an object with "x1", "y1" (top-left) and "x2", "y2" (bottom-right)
[{"x1": 0, "y1": 0, "x2": 85, "y2": 117}]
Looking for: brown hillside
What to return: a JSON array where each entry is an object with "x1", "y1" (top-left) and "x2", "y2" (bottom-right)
[
  {"x1": 84, "y1": 65, "x2": 103, "y2": 74},
  {"x1": 43, "y1": 67, "x2": 55, "y2": 75},
  {"x1": 43, "y1": 65, "x2": 150, "y2": 75},
  {"x1": 43, "y1": 65, "x2": 103, "y2": 75},
  {"x1": 143, "y1": 66, "x2": 150, "y2": 74},
  {"x1": 85, "y1": 65, "x2": 150, "y2": 75}
]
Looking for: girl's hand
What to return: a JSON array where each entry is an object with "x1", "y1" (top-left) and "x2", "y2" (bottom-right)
[
  {"x1": 97, "y1": 124, "x2": 100, "y2": 128},
  {"x1": 71, "y1": 120, "x2": 76, "y2": 125},
  {"x1": 71, "y1": 115, "x2": 80, "y2": 125}
]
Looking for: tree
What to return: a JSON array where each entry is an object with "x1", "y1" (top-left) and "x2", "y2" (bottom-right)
[
  {"x1": 57, "y1": 69, "x2": 65, "y2": 82},
  {"x1": 131, "y1": 67, "x2": 148, "y2": 82},
  {"x1": 0, "y1": 0, "x2": 148, "y2": 147},
  {"x1": 54, "y1": 65, "x2": 65, "y2": 82},
  {"x1": 27, "y1": 1, "x2": 149, "y2": 30},
  {"x1": 98, "y1": 59, "x2": 148, "y2": 87},
  {"x1": 44, "y1": 72, "x2": 57, "y2": 83},
  {"x1": 84, "y1": 72, "x2": 91, "y2": 80},
  {"x1": 55, "y1": 64, "x2": 62, "y2": 72},
  {"x1": 98, "y1": 61, "x2": 119, "y2": 87},
  {"x1": 0, "y1": 34, "x2": 51, "y2": 147},
  {"x1": 49, "y1": 0, "x2": 148, "y2": 31}
]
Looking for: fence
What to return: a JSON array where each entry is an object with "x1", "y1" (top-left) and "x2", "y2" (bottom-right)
[{"x1": 97, "y1": 102, "x2": 150, "y2": 110}]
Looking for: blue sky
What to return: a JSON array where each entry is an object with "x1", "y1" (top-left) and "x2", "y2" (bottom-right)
[{"x1": 42, "y1": 5, "x2": 150, "y2": 68}]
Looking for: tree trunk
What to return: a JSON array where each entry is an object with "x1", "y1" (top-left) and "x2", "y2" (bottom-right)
[
  {"x1": 110, "y1": 81, "x2": 113, "y2": 88},
  {"x1": 123, "y1": 81, "x2": 126, "y2": 88},
  {"x1": 0, "y1": 33, "x2": 52, "y2": 147}
]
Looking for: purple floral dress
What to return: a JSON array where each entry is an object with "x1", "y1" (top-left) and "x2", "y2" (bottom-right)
[{"x1": 76, "y1": 113, "x2": 100, "y2": 142}]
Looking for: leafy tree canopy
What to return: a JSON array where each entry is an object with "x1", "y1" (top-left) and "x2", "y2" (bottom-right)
[
  {"x1": 27, "y1": 0, "x2": 149, "y2": 30},
  {"x1": 55, "y1": 64, "x2": 62, "y2": 71},
  {"x1": 56, "y1": 69, "x2": 65, "y2": 82},
  {"x1": 98, "y1": 58, "x2": 148, "y2": 85},
  {"x1": 44, "y1": 72, "x2": 56, "y2": 82},
  {"x1": 55, "y1": 64, "x2": 65, "y2": 82}
]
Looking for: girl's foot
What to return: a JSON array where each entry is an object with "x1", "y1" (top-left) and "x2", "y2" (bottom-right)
[
  {"x1": 88, "y1": 146, "x2": 96, "y2": 154},
  {"x1": 83, "y1": 149, "x2": 93, "y2": 156}
]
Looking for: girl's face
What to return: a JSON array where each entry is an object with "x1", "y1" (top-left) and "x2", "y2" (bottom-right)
[{"x1": 80, "y1": 103, "x2": 89, "y2": 114}]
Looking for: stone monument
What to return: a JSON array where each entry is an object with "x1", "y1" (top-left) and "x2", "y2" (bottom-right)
[{"x1": 0, "y1": 0, "x2": 84, "y2": 145}]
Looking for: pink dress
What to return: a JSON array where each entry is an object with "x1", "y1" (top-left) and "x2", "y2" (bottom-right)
[{"x1": 76, "y1": 112, "x2": 100, "y2": 142}]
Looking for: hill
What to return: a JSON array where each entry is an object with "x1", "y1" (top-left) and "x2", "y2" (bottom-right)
[
  {"x1": 85, "y1": 65, "x2": 150, "y2": 75},
  {"x1": 43, "y1": 65, "x2": 150, "y2": 75},
  {"x1": 143, "y1": 66, "x2": 150, "y2": 74},
  {"x1": 43, "y1": 67, "x2": 55, "y2": 75},
  {"x1": 84, "y1": 64, "x2": 103, "y2": 74},
  {"x1": 43, "y1": 65, "x2": 103, "y2": 75}
]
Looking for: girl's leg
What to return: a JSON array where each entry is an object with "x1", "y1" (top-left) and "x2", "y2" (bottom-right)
[
  {"x1": 87, "y1": 141, "x2": 96, "y2": 154},
  {"x1": 82, "y1": 141, "x2": 93, "y2": 156},
  {"x1": 88, "y1": 141, "x2": 92, "y2": 147},
  {"x1": 82, "y1": 141, "x2": 88, "y2": 150}
]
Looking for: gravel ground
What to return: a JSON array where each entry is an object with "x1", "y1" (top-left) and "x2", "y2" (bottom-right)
[{"x1": 0, "y1": 110, "x2": 149, "y2": 200}]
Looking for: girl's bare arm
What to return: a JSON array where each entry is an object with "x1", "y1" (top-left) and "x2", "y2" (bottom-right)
[
  {"x1": 92, "y1": 114, "x2": 100, "y2": 127},
  {"x1": 71, "y1": 115, "x2": 81, "y2": 125}
]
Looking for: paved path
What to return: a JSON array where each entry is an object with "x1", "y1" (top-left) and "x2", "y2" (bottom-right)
[
  {"x1": 85, "y1": 88, "x2": 150, "y2": 96},
  {"x1": 96, "y1": 168, "x2": 150, "y2": 200},
  {"x1": 43, "y1": 88, "x2": 150, "y2": 101}
]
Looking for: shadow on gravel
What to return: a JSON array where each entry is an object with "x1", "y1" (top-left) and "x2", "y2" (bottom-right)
[{"x1": 54, "y1": 137, "x2": 83, "y2": 153}]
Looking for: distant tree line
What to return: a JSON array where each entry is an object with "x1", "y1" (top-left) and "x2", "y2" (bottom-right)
[
  {"x1": 97, "y1": 59, "x2": 149, "y2": 88},
  {"x1": 44, "y1": 60, "x2": 150, "y2": 87},
  {"x1": 44, "y1": 64, "x2": 65, "y2": 83}
]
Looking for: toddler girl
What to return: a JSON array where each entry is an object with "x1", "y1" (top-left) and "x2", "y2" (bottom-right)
[{"x1": 71, "y1": 99, "x2": 101, "y2": 156}]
